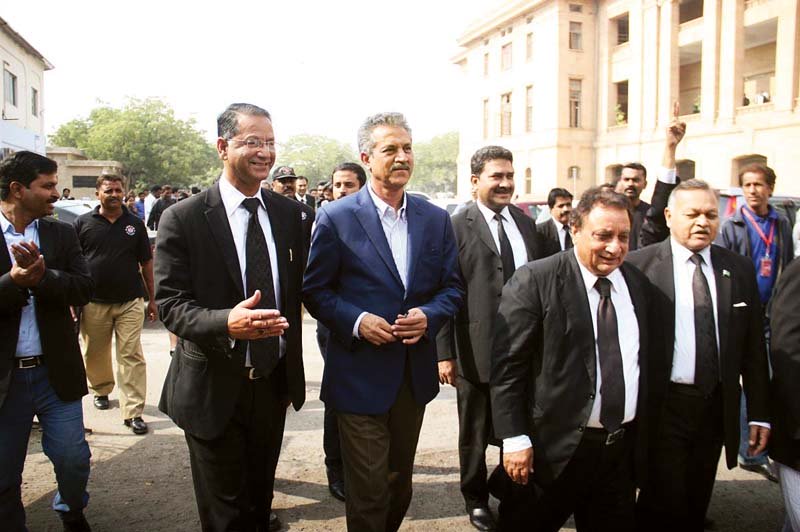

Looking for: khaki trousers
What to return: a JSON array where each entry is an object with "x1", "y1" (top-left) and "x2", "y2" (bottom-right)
[{"x1": 81, "y1": 298, "x2": 147, "y2": 419}]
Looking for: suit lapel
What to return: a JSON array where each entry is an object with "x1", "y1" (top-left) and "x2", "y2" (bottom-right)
[
  {"x1": 354, "y1": 187, "x2": 404, "y2": 289},
  {"x1": 405, "y1": 195, "x2": 425, "y2": 292},
  {"x1": 652, "y1": 240, "x2": 677, "y2": 345},
  {"x1": 204, "y1": 183, "x2": 245, "y2": 298},
  {"x1": 467, "y1": 203, "x2": 499, "y2": 257},
  {"x1": 710, "y1": 246, "x2": 731, "y2": 362},
  {"x1": 510, "y1": 207, "x2": 537, "y2": 261},
  {"x1": 560, "y1": 253, "x2": 597, "y2": 383},
  {"x1": 0, "y1": 229, "x2": 11, "y2": 274},
  {"x1": 38, "y1": 218, "x2": 54, "y2": 264},
  {"x1": 263, "y1": 190, "x2": 290, "y2": 310}
]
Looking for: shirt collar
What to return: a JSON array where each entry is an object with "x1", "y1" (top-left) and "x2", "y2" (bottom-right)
[
  {"x1": 0, "y1": 210, "x2": 37, "y2": 235},
  {"x1": 742, "y1": 204, "x2": 777, "y2": 221},
  {"x1": 368, "y1": 184, "x2": 406, "y2": 219},
  {"x1": 670, "y1": 237, "x2": 712, "y2": 266},
  {"x1": 476, "y1": 200, "x2": 511, "y2": 226},
  {"x1": 573, "y1": 248, "x2": 625, "y2": 295},
  {"x1": 219, "y1": 174, "x2": 266, "y2": 218}
]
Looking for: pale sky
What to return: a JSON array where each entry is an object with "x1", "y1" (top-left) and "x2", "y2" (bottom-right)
[{"x1": 4, "y1": 0, "x2": 495, "y2": 149}]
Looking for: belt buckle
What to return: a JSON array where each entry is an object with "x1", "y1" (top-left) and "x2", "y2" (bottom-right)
[
  {"x1": 605, "y1": 427, "x2": 625, "y2": 445},
  {"x1": 248, "y1": 368, "x2": 262, "y2": 381}
]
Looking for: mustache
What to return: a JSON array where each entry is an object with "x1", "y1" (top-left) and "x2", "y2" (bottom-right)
[{"x1": 391, "y1": 164, "x2": 411, "y2": 171}]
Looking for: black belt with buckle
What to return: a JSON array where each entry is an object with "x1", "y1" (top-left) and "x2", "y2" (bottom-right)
[
  {"x1": 16, "y1": 356, "x2": 44, "y2": 369},
  {"x1": 583, "y1": 423, "x2": 632, "y2": 445},
  {"x1": 245, "y1": 367, "x2": 264, "y2": 380}
]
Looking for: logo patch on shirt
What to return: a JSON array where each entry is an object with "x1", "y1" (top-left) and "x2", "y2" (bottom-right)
[
  {"x1": 125, "y1": 225, "x2": 136, "y2": 236},
  {"x1": 301, "y1": 211, "x2": 308, "y2": 221}
]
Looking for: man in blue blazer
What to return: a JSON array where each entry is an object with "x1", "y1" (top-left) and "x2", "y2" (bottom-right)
[{"x1": 303, "y1": 112, "x2": 463, "y2": 532}]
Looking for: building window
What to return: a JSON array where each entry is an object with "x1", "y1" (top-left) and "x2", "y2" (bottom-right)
[
  {"x1": 483, "y1": 53, "x2": 489, "y2": 77},
  {"x1": 525, "y1": 168, "x2": 532, "y2": 194},
  {"x1": 526, "y1": 32, "x2": 534, "y2": 61},
  {"x1": 525, "y1": 85, "x2": 534, "y2": 132},
  {"x1": 615, "y1": 81, "x2": 628, "y2": 125},
  {"x1": 569, "y1": 79, "x2": 582, "y2": 128},
  {"x1": 501, "y1": 43, "x2": 512, "y2": 71},
  {"x1": 569, "y1": 3, "x2": 583, "y2": 12},
  {"x1": 4, "y1": 69, "x2": 18, "y2": 106},
  {"x1": 615, "y1": 13, "x2": 629, "y2": 44},
  {"x1": 568, "y1": 166, "x2": 580, "y2": 183},
  {"x1": 569, "y1": 22, "x2": 583, "y2": 50},
  {"x1": 500, "y1": 92, "x2": 512, "y2": 136},
  {"x1": 483, "y1": 99, "x2": 490, "y2": 139},
  {"x1": 31, "y1": 88, "x2": 39, "y2": 117}
]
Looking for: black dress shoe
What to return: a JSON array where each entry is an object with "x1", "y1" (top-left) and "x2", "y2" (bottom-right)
[
  {"x1": 123, "y1": 416, "x2": 148, "y2": 435},
  {"x1": 268, "y1": 511, "x2": 281, "y2": 531},
  {"x1": 739, "y1": 462, "x2": 779, "y2": 483},
  {"x1": 93, "y1": 395, "x2": 109, "y2": 410},
  {"x1": 61, "y1": 513, "x2": 91, "y2": 532},
  {"x1": 328, "y1": 479, "x2": 346, "y2": 501},
  {"x1": 469, "y1": 507, "x2": 496, "y2": 531}
]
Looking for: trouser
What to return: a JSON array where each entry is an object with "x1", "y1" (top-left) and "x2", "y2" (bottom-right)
[
  {"x1": 456, "y1": 376, "x2": 497, "y2": 510},
  {"x1": 316, "y1": 322, "x2": 343, "y2": 483},
  {"x1": 777, "y1": 462, "x2": 800, "y2": 532},
  {"x1": 81, "y1": 298, "x2": 147, "y2": 419},
  {"x1": 0, "y1": 364, "x2": 91, "y2": 531},
  {"x1": 184, "y1": 364, "x2": 287, "y2": 532},
  {"x1": 337, "y1": 365, "x2": 426, "y2": 532},
  {"x1": 636, "y1": 384, "x2": 724, "y2": 532}
]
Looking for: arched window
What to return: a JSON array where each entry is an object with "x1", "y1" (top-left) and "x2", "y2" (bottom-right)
[
  {"x1": 605, "y1": 164, "x2": 623, "y2": 185},
  {"x1": 732, "y1": 154, "x2": 767, "y2": 186}
]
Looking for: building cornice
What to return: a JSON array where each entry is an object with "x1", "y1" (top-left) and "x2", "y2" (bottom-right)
[{"x1": 0, "y1": 16, "x2": 54, "y2": 70}]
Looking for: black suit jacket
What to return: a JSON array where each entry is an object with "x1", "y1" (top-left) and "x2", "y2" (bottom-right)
[
  {"x1": 436, "y1": 203, "x2": 549, "y2": 383},
  {"x1": 536, "y1": 218, "x2": 566, "y2": 256},
  {"x1": 769, "y1": 257, "x2": 800, "y2": 470},
  {"x1": 490, "y1": 251, "x2": 652, "y2": 486},
  {"x1": 296, "y1": 194, "x2": 315, "y2": 211},
  {"x1": 0, "y1": 217, "x2": 93, "y2": 408},
  {"x1": 627, "y1": 239, "x2": 770, "y2": 468},
  {"x1": 155, "y1": 183, "x2": 306, "y2": 440}
]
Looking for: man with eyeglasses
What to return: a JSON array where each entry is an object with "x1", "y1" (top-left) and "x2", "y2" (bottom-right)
[{"x1": 155, "y1": 103, "x2": 307, "y2": 531}]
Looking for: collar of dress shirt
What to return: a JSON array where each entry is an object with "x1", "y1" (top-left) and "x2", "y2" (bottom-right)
[
  {"x1": 219, "y1": 174, "x2": 266, "y2": 218},
  {"x1": 0, "y1": 210, "x2": 38, "y2": 235},
  {"x1": 573, "y1": 247, "x2": 626, "y2": 296},
  {"x1": 367, "y1": 184, "x2": 407, "y2": 220},
  {"x1": 476, "y1": 199, "x2": 511, "y2": 227},
  {"x1": 670, "y1": 237, "x2": 712, "y2": 267}
]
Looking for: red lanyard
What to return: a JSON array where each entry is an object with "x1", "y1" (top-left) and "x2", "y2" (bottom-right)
[{"x1": 741, "y1": 206, "x2": 775, "y2": 253}]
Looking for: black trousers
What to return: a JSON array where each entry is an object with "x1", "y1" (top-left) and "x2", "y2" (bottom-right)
[
  {"x1": 184, "y1": 364, "x2": 287, "y2": 532},
  {"x1": 507, "y1": 427, "x2": 637, "y2": 532},
  {"x1": 636, "y1": 384, "x2": 724, "y2": 532},
  {"x1": 456, "y1": 376, "x2": 498, "y2": 510},
  {"x1": 337, "y1": 362, "x2": 425, "y2": 532},
  {"x1": 316, "y1": 322, "x2": 343, "y2": 483}
]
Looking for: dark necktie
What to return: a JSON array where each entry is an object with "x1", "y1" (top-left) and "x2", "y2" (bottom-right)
[
  {"x1": 595, "y1": 277, "x2": 625, "y2": 432},
  {"x1": 563, "y1": 224, "x2": 573, "y2": 250},
  {"x1": 495, "y1": 213, "x2": 516, "y2": 283},
  {"x1": 690, "y1": 254, "x2": 719, "y2": 394},
  {"x1": 242, "y1": 198, "x2": 279, "y2": 372}
]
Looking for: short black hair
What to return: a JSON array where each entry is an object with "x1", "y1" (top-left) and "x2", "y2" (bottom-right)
[
  {"x1": 217, "y1": 103, "x2": 271, "y2": 139},
  {"x1": 470, "y1": 145, "x2": 513, "y2": 176},
  {"x1": 332, "y1": 162, "x2": 367, "y2": 187},
  {"x1": 191, "y1": 186, "x2": 201, "y2": 194},
  {"x1": 570, "y1": 186, "x2": 632, "y2": 230},
  {"x1": 150, "y1": 185, "x2": 162, "y2": 194},
  {"x1": 547, "y1": 187, "x2": 573, "y2": 209},
  {"x1": 613, "y1": 162, "x2": 647, "y2": 185},
  {"x1": 0, "y1": 151, "x2": 58, "y2": 201}
]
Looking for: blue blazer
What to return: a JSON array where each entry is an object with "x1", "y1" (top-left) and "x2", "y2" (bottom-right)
[{"x1": 302, "y1": 186, "x2": 463, "y2": 415}]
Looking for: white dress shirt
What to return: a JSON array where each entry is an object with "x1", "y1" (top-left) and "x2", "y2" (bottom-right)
[
  {"x1": 476, "y1": 201, "x2": 527, "y2": 269},
  {"x1": 352, "y1": 185, "x2": 410, "y2": 337},
  {"x1": 504, "y1": 253, "x2": 640, "y2": 452},
  {"x1": 143, "y1": 193, "x2": 157, "y2": 225},
  {"x1": 218, "y1": 176, "x2": 284, "y2": 361},
  {"x1": 555, "y1": 219, "x2": 570, "y2": 251}
]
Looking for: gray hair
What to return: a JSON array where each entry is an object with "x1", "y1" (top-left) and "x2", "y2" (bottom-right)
[
  {"x1": 217, "y1": 103, "x2": 271, "y2": 139},
  {"x1": 667, "y1": 178, "x2": 718, "y2": 209},
  {"x1": 357, "y1": 112, "x2": 412, "y2": 155}
]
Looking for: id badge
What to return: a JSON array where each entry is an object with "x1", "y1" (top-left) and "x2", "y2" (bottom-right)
[{"x1": 759, "y1": 256, "x2": 773, "y2": 277}]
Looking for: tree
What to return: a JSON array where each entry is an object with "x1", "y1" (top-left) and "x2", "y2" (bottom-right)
[
  {"x1": 50, "y1": 98, "x2": 220, "y2": 189},
  {"x1": 409, "y1": 131, "x2": 458, "y2": 195},
  {"x1": 276, "y1": 135, "x2": 357, "y2": 184}
]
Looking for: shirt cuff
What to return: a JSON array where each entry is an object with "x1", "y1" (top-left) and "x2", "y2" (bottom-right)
[
  {"x1": 503, "y1": 435, "x2": 532, "y2": 453},
  {"x1": 353, "y1": 312, "x2": 368, "y2": 338},
  {"x1": 749, "y1": 421, "x2": 771, "y2": 430},
  {"x1": 657, "y1": 167, "x2": 677, "y2": 184}
]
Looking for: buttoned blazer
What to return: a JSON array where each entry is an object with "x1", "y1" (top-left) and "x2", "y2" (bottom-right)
[
  {"x1": 436, "y1": 202, "x2": 550, "y2": 383},
  {"x1": 626, "y1": 239, "x2": 770, "y2": 468},
  {"x1": 490, "y1": 251, "x2": 652, "y2": 486},
  {"x1": 0, "y1": 217, "x2": 93, "y2": 408},
  {"x1": 155, "y1": 182, "x2": 306, "y2": 440},
  {"x1": 302, "y1": 185, "x2": 464, "y2": 415}
]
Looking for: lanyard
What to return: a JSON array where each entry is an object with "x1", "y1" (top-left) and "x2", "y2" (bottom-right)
[{"x1": 741, "y1": 206, "x2": 775, "y2": 255}]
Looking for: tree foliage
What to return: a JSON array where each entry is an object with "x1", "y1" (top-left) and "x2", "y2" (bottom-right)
[
  {"x1": 50, "y1": 98, "x2": 220, "y2": 189},
  {"x1": 276, "y1": 135, "x2": 358, "y2": 184},
  {"x1": 409, "y1": 131, "x2": 458, "y2": 195}
]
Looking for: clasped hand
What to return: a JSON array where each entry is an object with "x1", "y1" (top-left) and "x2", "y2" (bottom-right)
[
  {"x1": 9, "y1": 241, "x2": 45, "y2": 288},
  {"x1": 358, "y1": 307, "x2": 428, "y2": 346},
  {"x1": 227, "y1": 290, "x2": 289, "y2": 340}
]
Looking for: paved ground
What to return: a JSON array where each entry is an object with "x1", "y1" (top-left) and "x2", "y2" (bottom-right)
[{"x1": 22, "y1": 317, "x2": 785, "y2": 531}]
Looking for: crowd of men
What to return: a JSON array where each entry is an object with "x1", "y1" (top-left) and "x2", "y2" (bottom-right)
[{"x1": 0, "y1": 100, "x2": 798, "y2": 532}]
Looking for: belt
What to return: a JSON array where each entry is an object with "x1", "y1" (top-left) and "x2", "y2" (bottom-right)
[
  {"x1": 582, "y1": 422, "x2": 633, "y2": 446},
  {"x1": 244, "y1": 367, "x2": 264, "y2": 381},
  {"x1": 16, "y1": 356, "x2": 44, "y2": 369}
]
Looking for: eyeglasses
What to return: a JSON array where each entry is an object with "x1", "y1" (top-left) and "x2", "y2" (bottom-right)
[{"x1": 226, "y1": 137, "x2": 276, "y2": 150}]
